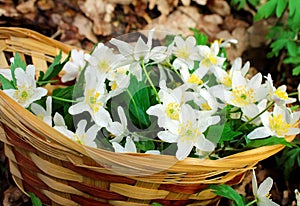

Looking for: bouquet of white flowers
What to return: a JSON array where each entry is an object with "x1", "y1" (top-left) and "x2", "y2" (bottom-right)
[{"x1": 0, "y1": 27, "x2": 299, "y2": 206}]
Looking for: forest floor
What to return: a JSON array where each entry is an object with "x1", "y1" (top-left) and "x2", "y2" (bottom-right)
[{"x1": 0, "y1": 0, "x2": 299, "y2": 205}]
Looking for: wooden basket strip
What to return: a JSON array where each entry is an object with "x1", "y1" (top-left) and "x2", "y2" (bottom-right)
[
  {"x1": 37, "y1": 173, "x2": 85, "y2": 196},
  {"x1": 29, "y1": 152, "x2": 82, "y2": 182},
  {"x1": 108, "y1": 200, "x2": 148, "y2": 206},
  {"x1": 42, "y1": 190, "x2": 78, "y2": 206},
  {"x1": 110, "y1": 183, "x2": 169, "y2": 200}
]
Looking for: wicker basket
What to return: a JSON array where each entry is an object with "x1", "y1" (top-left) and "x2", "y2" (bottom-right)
[{"x1": 0, "y1": 27, "x2": 296, "y2": 206}]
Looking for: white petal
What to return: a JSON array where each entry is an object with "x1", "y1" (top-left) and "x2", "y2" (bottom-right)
[
  {"x1": 110, "y1": 38, "x2": 133, "y2": 56},
  {"x1": 124, "y1": 137, "x2": 137, "y2": 153},
  {"x1": 257, "y1": 177, "x2": 273, "y2": 197},
  {"x1": 31, "y1": 103, "x2": 46, "y2": 116},
  {"x1": 176, "y1": 139, "x2": 194, "y2": 160},
  {"x1": 68, "y1": 102, "x2": 88, "y2": 115},
  {"x1": 252, "y1": 170, "x2": 258, "y2": 196},
  {"x1": 112, "y1": 142, "x2": 125, "y2": 153},
  {"x1": 247, "y1": 127, "x2": 272, "y2": 139},
  {"x1": 157, "y1": 131, "x2": 178, "y2": 143},
  {"x1": 94, "y1": 107, "x2": 112, "y2": 128},
  {"x1": 76, "y1": 120, "x2": 87, "y2": 137},
  {"x1": 53, "y1": 112, "x2": 66, "y2": 127}
]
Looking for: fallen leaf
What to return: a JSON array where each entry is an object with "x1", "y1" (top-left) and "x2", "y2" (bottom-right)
[
  {"x1": 37, "y1": 0, "x2": 55, "y2": 10},
  {"x1": 16, "y1": 0, "x2": 37, "y2": 14},
  {"x1": 73, "y1": 14, "x2": 98, "y2": 43},
  {"x1": 223, "y1": 15, "x2": 249, "y2": 32},
  {"x1": 247, "y1": 20, "x2": 270, "y2": 48},
  {"x1": 207, "y1": 0, "x2": 230, "y2": 16}
]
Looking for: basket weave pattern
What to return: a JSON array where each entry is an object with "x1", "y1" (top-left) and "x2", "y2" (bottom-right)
[{"x1": 0, "y1": 27, "x2": 295, "y2": 206}]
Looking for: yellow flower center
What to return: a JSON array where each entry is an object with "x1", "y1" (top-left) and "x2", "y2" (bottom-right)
[
  {"x1": 166, "y1": 102, "x2": 180, "y2": 120},
  {"x1": 222, "y1": 75, "x2": 232, "y2": 87},
  {"x1": 86, "y1": 89, "x2": 102, "y2": 113},
  {"x1": 274, "y1": 88, "x2": 288, "y2": 100},
  {"x1": 201, "y1": 101, "x2": 212, "y2": 111},
  {"x1": 177, "y1": 46, "x2": 190, "y2": 59},
  {"x1": 73, "y1": 133, "x2": 85, "y2": 144},
  {"x1": 178, "y1": 121, "x2": 201, "y2": 143},
  {"x1": 187, "y1": 73, "x2": 203, "y2": 85},
  {"x1": 111, "y1": 81, "x2": 118, "y2": 90},
  {"x1": 98, "y1": 60, "x2": 110, "y2": 72},
  {"x1": 269, "y1": 114, "x2": 291, "y2": 136},
  {"x1": 202, "y1": 53, "x2": 217, "y2": 67},
  {"x1": 231, "y1": 86, "x2": 255, "y2": 106}
]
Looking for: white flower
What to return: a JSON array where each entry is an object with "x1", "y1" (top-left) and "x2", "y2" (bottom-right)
[
  {"x1": 295, "y1": 189, "x2": 300, "y2": 206},
  {"x1": 55, "y1": 119, "x2": 100, "y2": 148},
  {"x1": 198, "y1": 41, "x2": 226, "y2": 73},
  {"x1": 112, "y1": 136, "x2": 137, "y2": 153},
  {"x1": 172, "y1": 36, "x2": 199, "y2": 69},
  {"x1": 224, "y1": 71, "x2": 267, "y2": 110},
  {"x1": 252, "y1": 170, "x2": 279, "y2": 206},
  {"x1": 61, "y1": 49, "x2": 86, "y2": 82},
  {"x1": 68, "y1": 68, "x2": 112, "y2": 127},
  {"x1": 31, "y1": 96, "x2": 52, "y2": 126},
  {"x1": 106, "y1": 65, "x2": 130, "y2": 96},
  {"x1": 110, "y1": 29, "x2": 166, "y2": 81},
  {"x1": 3, "y1": 66, "x2": 47, "y2": 108},
  {"x1": 107, "y1": 107, "x2": 130, "y2": 143},
  {"x1": 176, "y1": 60, "x2": 207, "y2": 88},
  {"x1": 147, "y1": 80, "x2": 187, "y2": 128},
  {"x1": 157, "y1": 104, "x2": 219, "y2": 160},
  {"x1": 213, "y1": 57, "x2": 249, "y2": 88},
  {"x1": 0, "y1": 69, "x2": 12, "y2": 80},
  {"x1": 247, "y1": 104, "x2": 300, "y2": 139},
  {"x1": 265, "y1": 74, "x2": 296, "y2": 105},
  {"x1": 86, "y1": 43, "x2": 123, "y2": 80}
]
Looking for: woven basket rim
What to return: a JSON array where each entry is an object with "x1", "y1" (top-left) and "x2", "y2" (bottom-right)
[
  {"x1": 0, "y1": 27, "x2": 297, "y2": 179},
  {"x1": 0, "y1": 90, "x2": 296, "y2": 168}
]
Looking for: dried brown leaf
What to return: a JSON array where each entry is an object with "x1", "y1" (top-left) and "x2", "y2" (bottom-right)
[
  {"x1": 208, "y1": 0, "x2": 230, "y2": 16},
  {"x1": 16, "y1": 0, "x2": 37, "y2": 14},
  {"x1": 73, "y1": 14, "x2": 98, "y2": 43},
  {"x1": 37, "y1": 0, "x2": 55, "y2": 10}
]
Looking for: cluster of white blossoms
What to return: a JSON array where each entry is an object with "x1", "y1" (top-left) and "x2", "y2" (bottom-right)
[{"x1": 2, "y1": 29, "x2": 300, "y2": 161}]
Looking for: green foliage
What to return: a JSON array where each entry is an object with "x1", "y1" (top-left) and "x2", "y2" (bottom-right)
[
  {"x1": 246, "y1": 136, "x2": 292, "y2": 148},
  {"x1": 276, "y1": 139, "x2": 300, "y2": 179},
  {"x1": 252, "y1": 0, "x2": 300, "y2": 76},
  {"x1": 0, "y1": 74, "x2": 15, "y2": 90},
  {"x1": 209, "y1": 184, "x2": 246, "y2": 206},
  {"x1": 10, "y1": 52, "x2": 26, "y2": 86},
  {"x1": 231, "y1": 0, "x2": 260, "y2": 10},
  {"x1": 190, "y1": 27, "x2": 208, "y2": 45},
  {"x1": 29, "y1": 192, "x2": 42, "y2": 206}
]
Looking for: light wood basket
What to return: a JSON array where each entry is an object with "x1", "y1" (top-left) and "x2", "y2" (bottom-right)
[{"x1": 0, "y1": 27, "x2": 296, "y2": 206}]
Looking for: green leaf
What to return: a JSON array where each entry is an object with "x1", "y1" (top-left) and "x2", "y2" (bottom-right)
[
  {"x1": 190, "y1": 28, "x2": 208, "y2": 45},
  {"x1": 29, "y1": 192, "x2": 42, "y2": 206},
  {"x1": 283, "y1": 56, "x2": 300, "y2": 64},
  {"x1": 286, "y1": 41, "x2": 298, "y2": 57},
  {"x1": 219, "y1": 123, "x2": 243, "y2": 144},
  {"x1": 276, "y1": 0, "x2": 287, "y2": 17},
  {"x1": 10, "y1": 52, "x2": 27, "y2": 86},
  {"x1": 246, "y1": 136, "x2": 292, "y2": 148},
  {"x1": 136, "y1": 140, "x2": 155, "y2": 152},
  {"x1": 292, "y1": 65, "x2": 300, "y2": 75},
  {"x1": 248, "y1": 0, "x2": 260, "y2": 7},
  {"x1": 150, "y1": 202, "x2": 162, "y2": 206},
  {"x1": 288, "y1": 0, "x2": 300, "y2": 29},
  {"x1": 0, "y1": 74, "x2": 15, "y2": 89},
  {"x1": 254, "y1": 0, "x2": 277, "y2": 21},
  {"x1": 209, "y1": 185, "x2": 245, "y2": 206},
  {"x1": 127, "y1": 75, "x2": 156, "y2": 129}
]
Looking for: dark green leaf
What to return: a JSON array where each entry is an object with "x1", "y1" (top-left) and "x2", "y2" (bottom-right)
[
  {"x1": 136, "y1": 140, "x2": 155, "y2": 152},
  {"x1": 28, "y1": 192, "x2": 42, "y2": 206},
  {"x1": 292, "y1": 65, "x2": 300, "y2": 75},
  {"x1": 286, "y1": 41, "x2": 298, "y2": 57},
  {"x1": 246, "y1": 136, "x2": 292, "y2": 148},
  {"x1": 209, "y1": 185, "x2": 245, "y2": 206},
  {"x1": 254, "y1": 0, "x2": 277, "y2": 21},
  {"x1": 0, "y1": 74, "x2": 15, "y2": 89},
  {"x1": 276, "y1": 0, "x2": 287, "y2": 17},
  {"x1": 218, "y1": 123, "x2": 243, "y2": 144},
  {"x1": 283, "y1": 56, "x2": 300, "y2": 64},
  {"x1": 189, "y1": 28, "x2": 208, "y2": 45}
]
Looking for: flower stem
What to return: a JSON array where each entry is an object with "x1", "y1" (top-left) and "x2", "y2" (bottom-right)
[
  {"x1": 288, "y1": 91, "x2": 298, "y2": 96},
  {"x1": 52, "y1": 96, "x2": 79, "y2": 103},
  {"x1": 236, "y1": 101, "x2": 274, "y2": 131},
  {"x1": 245, "y1": 199, "x2": 257, "y2": 206},
  {"x1": 141, "y1": 61, "x2": 161, "y2": 103}
]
